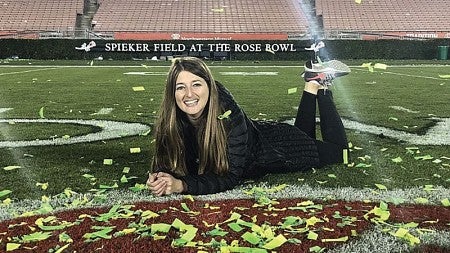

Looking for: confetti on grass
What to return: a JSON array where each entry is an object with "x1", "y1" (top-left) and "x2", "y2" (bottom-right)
[
  {"x1": 2, "y1": 196, "x2": 449, "y2": 252},
  {"x1": 103, "y1": 159, "x2": 113, "y2": 165},
  {"x1": 132, "y1": 86, "x2": 145, "y2": 91},
  {"x1": 39, "y1": 107, "x2": 45, "y2": 118},
  {"x1": 288, "y1": 87, "x2": 298, "y2": 94},
  {"x1": 3, "y1": 165, "x2": 21, "y2": 171},
  {"x1": 129, "y1": 147, "x2": 141, "y2": 153}
]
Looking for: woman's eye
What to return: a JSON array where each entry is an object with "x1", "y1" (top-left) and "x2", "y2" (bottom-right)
[{"x1": 176, "y1": 85, "x2": 185, "y2": 90}]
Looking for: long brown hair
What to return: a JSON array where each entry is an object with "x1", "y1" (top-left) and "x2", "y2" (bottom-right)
[{"x1": 152, "y1": 57, "x2": 229, "y2": 176}]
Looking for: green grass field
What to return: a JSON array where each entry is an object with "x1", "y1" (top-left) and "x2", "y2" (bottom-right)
[{"x1": 0, "y1": 59, "x2": 449, "y2": 201}]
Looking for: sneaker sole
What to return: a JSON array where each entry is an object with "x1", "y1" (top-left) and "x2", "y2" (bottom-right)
[{"x1": 305, "y1": 60, "x2": 351, "y2": 74}]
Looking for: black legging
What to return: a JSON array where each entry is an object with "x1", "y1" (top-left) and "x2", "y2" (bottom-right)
[{"x1": 294, "y1": 90, "x2": 348, "y2": 167}]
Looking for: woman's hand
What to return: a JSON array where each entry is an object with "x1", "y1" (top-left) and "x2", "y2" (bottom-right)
[{"x1": 147, "y1": 172, "x2": 185, "y2": 196}]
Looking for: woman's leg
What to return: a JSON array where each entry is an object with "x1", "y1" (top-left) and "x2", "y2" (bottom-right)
[
  {"x1": 315, "y1": 89, "x2": 349, "y2": 167},
  {"x1": 294, "y1": 82, "x2": 318, "y2": 139},
  {"x1": 317, "y1": 90, "x2": 348, "y2": 148}
]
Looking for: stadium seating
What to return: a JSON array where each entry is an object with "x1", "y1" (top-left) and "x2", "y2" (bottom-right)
[
  {"x1": 0, "y1": 0, "x2": 83, "y2": 33},
  {"x1": 92, "y1": 0, "x2": 308, "y2": 34},
  {"x1": 1, "y1": 0, "x2": 449, "y2": 39},
  {"x1": 316, "y1": 0, "x2": 450, "y2": 33}
]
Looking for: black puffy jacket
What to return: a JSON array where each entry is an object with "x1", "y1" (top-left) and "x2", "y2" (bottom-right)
[{"x1": 179, "y1": 82, "x2": 320, "y2": 195}]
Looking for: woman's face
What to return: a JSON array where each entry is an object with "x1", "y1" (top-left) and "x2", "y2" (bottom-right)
[{"x1": 175, "y1": 70, "x2": 210, "y2": 121}]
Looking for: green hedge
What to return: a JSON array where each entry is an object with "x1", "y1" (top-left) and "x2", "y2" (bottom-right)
[{"x1": 0, "y1": 39, "x2": 449, "y2": 60}]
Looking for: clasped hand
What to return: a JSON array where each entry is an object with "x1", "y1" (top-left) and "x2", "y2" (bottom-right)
[{"x1": 147, "y1": 172, "x2": 183, "y2": 196}]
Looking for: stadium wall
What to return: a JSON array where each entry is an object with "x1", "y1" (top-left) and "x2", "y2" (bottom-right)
[{"x1": 0, "y1": 39, "x2": 449, "y2": 61}]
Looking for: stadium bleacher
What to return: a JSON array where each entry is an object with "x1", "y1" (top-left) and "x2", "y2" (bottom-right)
[
  {"x1": 92, "y1": 0, "x2": 308, "y2": 40},
  {"x1": 0, "y1": 0, "x2": 449, "y2": 40},
  {"x1": 0, "y1": 0, "x2": 83, "y2": 36},
  {"x1": 316, "y1": 0, "x2": 450, "y2": 39}
]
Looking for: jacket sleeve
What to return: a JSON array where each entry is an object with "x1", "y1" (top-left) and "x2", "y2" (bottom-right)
[{"x1": 179, "y1": 82, "x2": 249, "y2": 195}]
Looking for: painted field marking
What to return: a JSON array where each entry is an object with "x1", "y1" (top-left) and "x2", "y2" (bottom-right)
[
  {"x1": 0, "y1": 119, "x2": 151, "y2": 148},
  {"x1": 0, "y1": 67, "x2": 58, "y2": 76},
  {"x1": 0, "y1": 108, "x2": 13, "y2": 114},
  {"x1": 90, "y1": 108, "x2": 114, "y2": 115},
  {"x1": 219, "y1": 72, "x2": 279, "y2": 76},
  {"x1": 123, "y1": 72, "x2": 168, "y2": 76},
  {"x1": 284, "y1": 117, "x2": 450, "y2": 145}
]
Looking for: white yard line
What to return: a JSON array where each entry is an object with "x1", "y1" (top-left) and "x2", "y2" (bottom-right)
[{"x1": 0, "y1": 67, "x2": 59, "y2": 76}]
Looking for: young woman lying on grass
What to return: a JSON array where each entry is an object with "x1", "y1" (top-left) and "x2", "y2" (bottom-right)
[{"x1": 147, "y1": 57, "x2": 349, "y2": 195}]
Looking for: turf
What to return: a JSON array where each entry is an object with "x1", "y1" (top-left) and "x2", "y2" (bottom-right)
[{"x1": 0, "y1": 60, "x2": 448, "y2": 201}]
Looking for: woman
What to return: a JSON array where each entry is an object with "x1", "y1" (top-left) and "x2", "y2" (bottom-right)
[{"x1": 147, "y1": 57, "x2": 349, "y2": 196}]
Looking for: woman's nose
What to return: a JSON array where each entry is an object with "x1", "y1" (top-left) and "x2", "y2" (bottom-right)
[{"x1": 186, "y1": 87, "x2": 193, "y2": 97}]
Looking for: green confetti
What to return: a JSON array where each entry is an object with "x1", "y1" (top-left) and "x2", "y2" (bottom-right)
[
  {"x1": 414, "y1": 155, "x2": 433, "y2": 160},
  {"x1": 39, "y1": 107, "x2": 45, "y2": 118},
  {"x1": 21, "y1": 231, "x2": 53, "y2": 243},
  {"x1": 228, "y1": 223, "x2": 244, "y2": 232},
  {"x1": 355, "y1": 163, "x2": 372, "y2": 168},
  {"x1": 132, "y1": 86, "x2": 145, "y2": 91},
  {"x1": 150, "y1": 223, "x2": 171, "y2": 234},
  {"x1": 6, "y1": 243, "x2": 21, "y2": 251},
  {"x1": 206, "y1": 227, "x2": 228, "y2": 237},
  {"x1": 343, "y1": 149, "x2": 349, "y2": 164},
  {"x1": 0, "y1": 190, "x2": 12, "y2": 198},
  {"x1": 441, "y1": 198, "x2": 450, "y2": 207},
  {"x1": 83, "y1": 226, "x2": 115, "y2": 241},
  {"x1": 307, "y1": 231, "x2": 319, "y2": 240},
  {"x1": 3, "y1": 165, "x2": 21, "y2": 171},
  {"x1": 242, "y1": 232, "x2": 261, "y2": 245},
  {"x1": 99, "y1": 182, "x2": 118, "y2": 189},
  {"x1": 262, "y1": 234, "x2": 287, "y2": 250},
  {"x1": 218, "y1": 110, "x2": 232, "y2": 120},
  {"x1": 129, "y1": 147, "x2": 141, "y2": 153},
  {"x1": 309, "y1": 245, "x2": 325, "y2": 252},
  {"x1": 391, "y1": 157, "x2": 403, "y2": 163},
  {"x1": 321, "y1": 236, "x2": 349, "y2": 242},
  {"x1": 103, "y1": 159, "x2": 113, "y2": 165},
  {"x1": 129, "y1": 183, "x2": 147, "y2": 192},
  {"x1": 122, "y1": 167, "x2": 130, "y2": 173},
  {"x1": 375, "y1": 183, "x2": 388, "y2": 190},
  {"x1": 287, "y1": 87, "x2": 298, "y2": 94}
]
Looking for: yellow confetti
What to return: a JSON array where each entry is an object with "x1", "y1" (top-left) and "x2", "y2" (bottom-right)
[
  {"x1": 287, "y1": 87, "x2": 298, "y2": 94},
  {"x1": 36, "y1": 182, "x2": 48, "y2": 190},
  {"x1": 343, "y1": 149, "x2": 349, "y2": 164},
  {"x1": 3, "y1": 165, "x2": 21, "y2": 171},
  {"x1": 355, "y1": 0, "x2": 362, "y2": 3},
  {"x1": 39, "y1": 107, "x2": 45, "y2": 118},
  {"x1": 6, "y1": 243, "x2": 21, "y2": 251},
  {"x1": 129, "y1": 147, "x2": 141, "y2": 153},
  {"x1": 132, "y1": 86, "x2": 145, "y2": 91},
  {"x1": 3, "y1": 198, "x2": 12, "y2": 205},
  {"x1": 184, "y1": 195, "x2": 194, "y2": 202},
  {"x1": 218, "y1": 110, "x2": 232, "y2": 120},
  {"x1": 103, "y1": 159, "x2": 113, "y2": 165}
]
